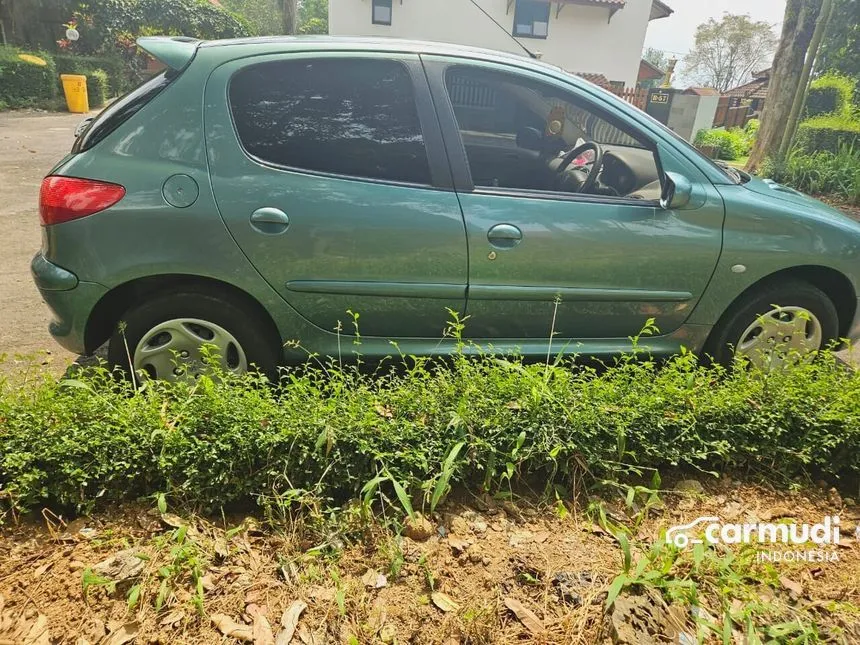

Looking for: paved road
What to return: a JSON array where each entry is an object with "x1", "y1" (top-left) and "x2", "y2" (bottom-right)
[
  {"x1": 0, "y1": 110, "x2": 857, "y2": 372},
  {"x1": 0, "y1": 110, "x2": 89, "y2": 371}
]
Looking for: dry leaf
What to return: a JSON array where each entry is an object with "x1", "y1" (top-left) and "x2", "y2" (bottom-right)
[
  {"x1": 200, "y1": 573, "x2": 216, "y2": 591},
  {"x1": 275, "y1": 600, "x2": 307, "y2": 645},
  {"x1": 211, "y1": 614, "x2": 253, "y2": 642},
  {"x1": 32, "y1": 561, "x2": 53, "y2": 579},
  {"x1": 374, "y1": 403, "x2": 393, "y2": 419},
  {"x1": 448, "y1": 536, "x2": 470, "y2": 553},
  {"x1": 23, "y1": 613, "x2": 51, "y2": 645},
  {"x1": 504, "y1": 597, "x2": 545, "y2": 634},
  {"x1": 361, "y1": 569, "x2": 388, "y2": 589},
  {"x1": 532, "y1": 531, "x2": 550, "y2": 544},
  {"x1": 103, "y1": 622, "x2": 139, "y2": 645},
  {"x1": 253, "y1": 614, "x2": 275, "y2": 645},
  {"x1": 0, "y1": 592, "x2": 5, "y2": 614},
  {"x1": 431, "y1": 592, "x2": 460, "y2": 613},
  {"x1": 159, "y1": 610, "x2": 184, "y2": 627},
  {"x1": 779, "y1": 576, "x2": 803, "y2": 599},
  {"x1": 160, "y1": 513, "x2": 185, "y2": 529}
]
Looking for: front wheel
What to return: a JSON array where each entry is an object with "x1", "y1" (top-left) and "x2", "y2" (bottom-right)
[
  {"x1": 107, "y1": 291, "x2": 280, "y2": 381},
  {"x1": 706, "y1": 281, "x2": 839, "y2": 369}
]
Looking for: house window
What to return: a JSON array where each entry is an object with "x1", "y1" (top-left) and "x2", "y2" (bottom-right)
[
  {"x1": 372, "y1": 0, "x2": 393, "y2": 25},
  {"x1": 513, "y1": 0, "x2": 550, "y2": 39}
]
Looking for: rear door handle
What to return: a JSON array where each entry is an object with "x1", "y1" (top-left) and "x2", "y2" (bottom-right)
[
  {"x1": 250, "y1": 207, "x2": 290, "y2": 234},
  {"x1": 487, "y1": 223, "x2": 522, "y2": 249}
]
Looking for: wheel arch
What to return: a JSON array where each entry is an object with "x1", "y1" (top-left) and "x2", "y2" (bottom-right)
[
  {"x1": 704, "y1": 265, "x2": 857, "y2": 352},
  {"x1": 84, "y1": 274, "x2": 283, "y2": 354}
]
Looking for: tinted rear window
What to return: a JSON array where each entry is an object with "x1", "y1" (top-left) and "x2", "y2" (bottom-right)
[
  {"x1": 72, "y1": 70, "x2": 176, "y2": 153},
  {"x1": 228, "y1": 58, "x2": 431, "y2": 185}
]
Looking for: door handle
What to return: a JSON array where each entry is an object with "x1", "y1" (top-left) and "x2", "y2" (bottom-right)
[
  {"x1": 250, "y1": 207, "x2": 290, "y2": 234},
  {"x1": 487, "y1": 223, "x2": 522, "y2": 249}
]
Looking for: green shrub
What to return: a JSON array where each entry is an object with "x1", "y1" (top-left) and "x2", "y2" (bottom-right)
[
  {"x1": 796, "y1": 114, "x2": 860, "y2": 154},
  {"x1": 1, "y1": 346, "x2": 859, "y2": 516},
  {"x1": 805, "y1": 73, "x2": 856, "y2": 118},
  {"x1": 85, "y1": 69, "x2": 109, "y2": 108},
  {"x1": 694, "y1": 127, "x2": 751, "y2": 160},
  {"x1": 761, "y1": 144, "x2": 860, "y2": 204},
  {"x1": 0, "y1": 46, "x2": 57, "y2": 108},
  {"x1": 744, "y1": 118, "x2": 760, "y2": 136},
  {"x1": 55, "y1": 54, "x2": 131, "y2": 96}
]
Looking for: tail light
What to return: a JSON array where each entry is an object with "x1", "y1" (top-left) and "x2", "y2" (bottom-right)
[{"x1": 39, "y1": 176, "x2": 125, "y2": 226}]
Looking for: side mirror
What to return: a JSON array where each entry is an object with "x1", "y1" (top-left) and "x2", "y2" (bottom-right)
[{"x1": 660, "y1": 172, "x2": 693, "y2": 210}]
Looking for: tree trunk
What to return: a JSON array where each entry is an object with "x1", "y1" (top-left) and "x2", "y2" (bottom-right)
[
  {"x1": 779, "y1": 0, "x2": 833, "y2": 157},
  {"x1": 745, "y1": 0, "x2": 823, "y2": 171},
  {"x1": 283, "y1": 0, "x2": 298, "y2": 34}
]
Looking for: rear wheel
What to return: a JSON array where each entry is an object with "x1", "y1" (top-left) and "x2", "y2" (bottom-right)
[
  {"x1": 107, "y1": 291, "x2": 280, "y2": 381},
  {"x1": 706, "y1": 281, "x2": 839, "y2": 369}
]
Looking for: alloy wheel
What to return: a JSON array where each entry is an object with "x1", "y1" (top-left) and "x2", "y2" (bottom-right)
[{"x1": 735, "y1": 305, "x2": 823, "y2": 369}]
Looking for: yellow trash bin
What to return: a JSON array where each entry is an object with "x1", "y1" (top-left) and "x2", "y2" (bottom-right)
[{"x1": 60, "y1": 74, "x2": 89, "y2": 114}]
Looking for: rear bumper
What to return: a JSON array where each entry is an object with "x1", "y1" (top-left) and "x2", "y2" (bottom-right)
[{"x1": 31, "y1": 253, "x2": 107, "y2": 355}]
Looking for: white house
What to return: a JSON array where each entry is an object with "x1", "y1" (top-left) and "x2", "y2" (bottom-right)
[{"x1": 328, "y1": 0, "x2": 673, "y2": 89}]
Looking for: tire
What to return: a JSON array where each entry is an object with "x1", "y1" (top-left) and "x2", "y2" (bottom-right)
[
  {"x1": 107, "y1": 290, "x2": 280, "y2": 381},
  {"x1": 705, "y1": 280, "x2": 839, "y2": 368}
]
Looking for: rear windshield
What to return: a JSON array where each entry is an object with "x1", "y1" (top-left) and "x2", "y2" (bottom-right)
[{"x1": 72, "y1": 70, "x2": 177, "y2": 153}]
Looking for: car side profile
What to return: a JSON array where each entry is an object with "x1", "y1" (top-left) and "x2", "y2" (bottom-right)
[{"x1": 32, "y1": 36, "x2": 860, "y2": 380}]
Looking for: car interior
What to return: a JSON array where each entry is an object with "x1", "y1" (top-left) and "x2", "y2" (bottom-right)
[{"x1": 447, "y1": 69, "x2": 664, "y2": 201}]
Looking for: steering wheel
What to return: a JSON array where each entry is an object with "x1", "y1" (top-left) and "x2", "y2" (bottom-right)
[{"x1": 555, "y1": 141, "x2": 604, "y2": 194}]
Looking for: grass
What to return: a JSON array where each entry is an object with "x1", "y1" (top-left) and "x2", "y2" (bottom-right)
[{"x1": 761, "y1": 144, "x2": 860, "y2": 205}]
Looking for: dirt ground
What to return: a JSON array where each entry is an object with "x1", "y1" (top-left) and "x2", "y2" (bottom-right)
[
  {"x1": 1, "y1": 484, "x2": 858, "y2": 644},
  {"x1": 0, "y1": 109, "x2": 859, "y2": 373}
]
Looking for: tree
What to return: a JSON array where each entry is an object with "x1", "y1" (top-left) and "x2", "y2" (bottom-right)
[
  {"x1": 815, "y1": 0, "x2": 859, "y2": 79},
  {"x1": 643, "y1": 47, "x2": 667, "y2": 71},
  {"x1": 746, "y1": 0, "x2": 824, "y2": 171},
  {"x1": 221, "y1": 0, "x2": 283, "y2": 36},
  {"x1": 280, "y1": 0, "x2": 297, "y2": 34},
  {"x1": 683, "y1": 14, "x2": 777, "y2": 92}
]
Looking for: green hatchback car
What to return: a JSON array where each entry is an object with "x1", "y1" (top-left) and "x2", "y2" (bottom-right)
[{"x1": 32, "y1": 36, "x2": 860, "y2": 379}]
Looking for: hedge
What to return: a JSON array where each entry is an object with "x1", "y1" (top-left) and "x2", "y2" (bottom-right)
[
  {"x1": 55, "y1": 53, "x2": 132, "y2": 96},
  {"x1": 796, "y1": 114, "x2": 860, "y2": 154},
  {"x1": 805, "y1": 73, "x2": 856, "y2": 118},
  {"x1": 0, "y1": 46, "x2": 57, "y2": 108},
  {"x1": 693, "y1": 127, "x2": 752, "y2": 160},
  {"x1": 1, "y1": 347, "x2": 859, "y2": 515}
]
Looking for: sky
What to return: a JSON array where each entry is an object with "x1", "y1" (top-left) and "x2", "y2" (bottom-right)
[{"x1": 643, "y1": 0, "x2": 788, "y2": 84}]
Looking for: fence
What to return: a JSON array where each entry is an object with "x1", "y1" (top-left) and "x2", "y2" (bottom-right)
[
  {"x1": 608, "y1": 86, "x2": 648, "y2": 111},
  {"x1": 712, "y1": 96, "x2": 752, "y2": 128}
]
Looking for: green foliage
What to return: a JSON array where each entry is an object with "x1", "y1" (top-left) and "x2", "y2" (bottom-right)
[
  {"x1": 55, "y1": 53, "x2": 131, "y2": 95},
  {"x1": 795, "y1": 113, "x2": 860, "y2": 154},
  {"x1": 220, "y1": 0, "x2": 284, "y2": 36},
  {"x1": 694, "y1": 126, "x2": 753, "y2": 160},
  {"x1": 760, "y1": 144, "x2": 860, "y2": 204},
  {"x1": 0, "y1": 47, "x2": 58, "y2": 108},
  {"x1": 66, "y1": 0, "x2": 251, "y2": 55},
  {"x1": 816, "y1": 0, "x2": 860, "y2": 82},
  {"x1": 298, "y1": 0, "x2": 328, "y2": 34},
  {"x1": 744, "y1": 118, "x2": 760, "y2": 136},
  {"x1": 804, "y1": 73, "x2": 857, "y2": 118},
  {"x1": 2, "y1": 342, "x2": 860, "y2": 519}
]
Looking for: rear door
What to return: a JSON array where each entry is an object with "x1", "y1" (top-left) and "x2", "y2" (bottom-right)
[{"x1": 205, "y1": 52, "x2": 467, "y2": 338}]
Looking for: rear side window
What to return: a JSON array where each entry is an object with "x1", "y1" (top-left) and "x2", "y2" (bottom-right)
[
  {"x1": 72, "y1": 71, "x2": 176, "y2": 153},
  {"x1": 229, "y1": 58, "x2": 431, "y2": 185}
]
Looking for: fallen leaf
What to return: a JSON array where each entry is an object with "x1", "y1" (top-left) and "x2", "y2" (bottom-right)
[
  {"x1": 103, "y1": 622, "x2": 139, "y2": 645},
  {"x1": 448, "y1": 536, "x2": 470, "y2": 553},
  {"x1": 32, "y1": 561, "x2": 54, "y2": 579},
  {"x1": 532, "y1": 531, "x2": 550, "y2": 544},
  {"x1": 211, "y1": 614, "x2": 253, "y2": 642},
  {"x1": 200, "y1": 573, "x2": 216, "y2": 591},
  {"x1": 92, "y1": 549, "x2": 144, "y2": 583},
  {"x1": 779, "y1": 575, "x2": 803, "y2": 599},
  {"x1": 503, "y1": 597, "x2": 544, "y2": 635},
  {"x1": 159, "y1": 610, "x2": 184, "y2": 627},
  {"x1": 361, "y1": 569, "x2": 388, "y2": 589},
  {"x1": 160, "y1": 513, "x2": 185, "y2": 529},
  {"x1": 23, "y1": 613, "x2": 51, "y2": 645},
  {"x1": 431, "y1": 591, "x2": 460, "y2": 613},
  {"x1": 253, "y1": 614, "x2": 275, "y2": 645},
  {"x1": 374, "y1": 403, "x2": 393, "y2": 419},
  {"x1": 275, "y1": 600, "x2": 307, "y2": 645},
  {"x1": 306, "y1": 586, "x2": 334, "y2": 602}
]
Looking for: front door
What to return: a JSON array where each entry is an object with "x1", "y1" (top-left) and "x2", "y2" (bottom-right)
[
  {"x1": 424, "y1": 57, "x2": 724, "y2": 340},
  {"x1": 205, "y1": 53, "x2": 467, "y2": 339}
]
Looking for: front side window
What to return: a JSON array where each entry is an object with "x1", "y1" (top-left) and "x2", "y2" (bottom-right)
[
  {"x1": 229, "y1": 58, "x2": 430, "y2": 185},
  {"x1": 513, "y1": 0, "x2": 550, "y2": 38},
  {"x1": 372, "y1": 0, "x2": 393, "y2": 25},
  {"x1": 445, "y1": 66, "x2": 662, "y2": 201}
]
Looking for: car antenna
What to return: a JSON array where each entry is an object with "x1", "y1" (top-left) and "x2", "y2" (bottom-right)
[{"x1": 466, "y1": 0, "x2": 539, "y2": 59}]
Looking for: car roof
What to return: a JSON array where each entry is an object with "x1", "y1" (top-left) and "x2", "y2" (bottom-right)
[{"x1": 198, "y1": 35, "x2": 560, "y2": 71}]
